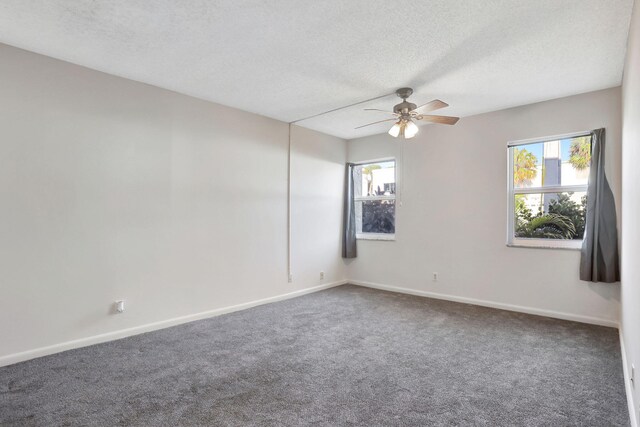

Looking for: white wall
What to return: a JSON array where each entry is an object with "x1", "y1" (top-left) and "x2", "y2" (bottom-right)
[
  {"x1": 347, "y1": 87, "x2": 622, "y2": 326},
  {"x1": 0, "y1": 43, "x2": 347, "y2": 363},
  {"x1": 291, "y1": 125, "x2": 348, "y2": 287},
  {"x1": 621, "y1": 0, "x2": 640, "y2": 424}
]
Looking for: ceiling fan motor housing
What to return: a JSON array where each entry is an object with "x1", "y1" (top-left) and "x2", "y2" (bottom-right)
[
  {"x1": 394, "y1": 87, "x2": 416, "y2": 114},
  {"x1": 393, "y1": 101, "x2": 417, "y2": 114}
]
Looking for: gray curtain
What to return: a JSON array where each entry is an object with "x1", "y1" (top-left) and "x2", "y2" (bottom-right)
[
  {"x1": 580, "y1": 128, "x2": 620, "y2": 282},
  {"x1": 342, "y1": 163, "x2": 357, "y2": 258}
]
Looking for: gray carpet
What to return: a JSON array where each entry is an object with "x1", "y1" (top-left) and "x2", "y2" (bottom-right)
[{"x1": 0, "y1": 285, "x2": 629, "y2": 426}]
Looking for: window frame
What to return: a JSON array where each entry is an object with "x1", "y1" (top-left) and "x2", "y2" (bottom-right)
[
  {"x1": 353, "y1": 157, "x2": 397, "y2": 241},
  {"x1": 506, "y1": 130, "x2": 591, "y2": 250}
]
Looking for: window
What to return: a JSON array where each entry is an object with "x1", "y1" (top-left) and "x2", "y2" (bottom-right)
[
  {"x1": 507, "y1": 133, "x2": 591, "y2": 249},
  {"x1": 353, "y1": 159, "x2": 396, "y2": 240}
]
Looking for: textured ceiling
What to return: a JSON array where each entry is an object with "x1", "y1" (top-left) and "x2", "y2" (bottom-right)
[{"x1": 0, "y1": 1, "x2": 634, "y2": 139}]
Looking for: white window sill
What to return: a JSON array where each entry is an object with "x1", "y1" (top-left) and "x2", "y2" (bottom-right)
[
  {"x1": 357, "y1": 233, "x2": 395, "y2": 241},
  {"x1": 507, "y1": 238, "x2": 582, "y2": 250}
]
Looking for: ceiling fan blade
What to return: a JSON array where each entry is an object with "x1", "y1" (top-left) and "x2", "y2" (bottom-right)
[
  {"x1": 364, "y1": 108, "x2": 399, "y2": 115},
  {"x1": 354, "y1": 118, "x2": 398, "y2": 129},
  {"x1": 412, "y1": 99, "x2": 448, "y2": 114},
  {"x1": 417, "y1": 115, "x2": 460, "y2": 125}
]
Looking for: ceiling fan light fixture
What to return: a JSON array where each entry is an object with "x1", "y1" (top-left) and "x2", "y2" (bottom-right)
[
  {"x1": 388, "y1": 119, "x2": 418, "y2": 139},
  {"x1": 388, "y1": 121, "x2": 402, "y2": 138},
  {"x1": 404, "y1": 120, "x2": 419, "y2": 138}
]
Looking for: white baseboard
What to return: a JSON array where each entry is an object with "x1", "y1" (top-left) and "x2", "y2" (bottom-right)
[
  {"x1": 348, "y1": 280, "x2": 619, "y2": 328},
  {"x1": 621, "y1": 329, "x2": 638, "y2": 427},
  {"x1": 0, "y1": 280, "x2": 347, "y2": 368}
]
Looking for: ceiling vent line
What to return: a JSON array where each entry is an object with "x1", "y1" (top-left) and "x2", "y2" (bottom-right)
[{"x1": 289, "y1": 92, "x2": 396, "y2": 124}]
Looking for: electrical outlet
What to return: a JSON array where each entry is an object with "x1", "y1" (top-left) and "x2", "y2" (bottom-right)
[
  {"x1": 320, "y1": 271, "x2": 325, "y2": 280},
  {"x1": 433, "y1": 272, "x2": 438, "y2": 282},
  {"x1": 114, "y1": 300, "x2": 125, "y2": 313},
  {"x1": 288, "y1": 274, "x2": 293, "y2": 283}
]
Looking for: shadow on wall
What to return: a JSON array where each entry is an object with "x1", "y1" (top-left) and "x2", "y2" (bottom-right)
[{"x1": 588, "y1": 281, "x2": 621, "y2": 305}]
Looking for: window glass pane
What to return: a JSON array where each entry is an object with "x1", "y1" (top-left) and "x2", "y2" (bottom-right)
[
  {"x1": 355, "y1": 200, "x2": 395, "y2": 234},
  {"x1": 513, "y1": 143, "x2": 544, "y2": 189},
  {"x1": 514, "y1": 192, "x2": 587, "y2": 240},
  {"x1": 357, "y1": 161, "x2": 395, "y2": 197},
  {"x1": 560, "y1": 136, "x2": 591, "y2": 186},
  {"x1": 513, "y1": 135, "x2": 591, "y2": 189}
]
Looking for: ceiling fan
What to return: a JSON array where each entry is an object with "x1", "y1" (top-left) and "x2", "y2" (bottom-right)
[{"x1": 356, "y1": 88, "x2": 460, "y2": 139}]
